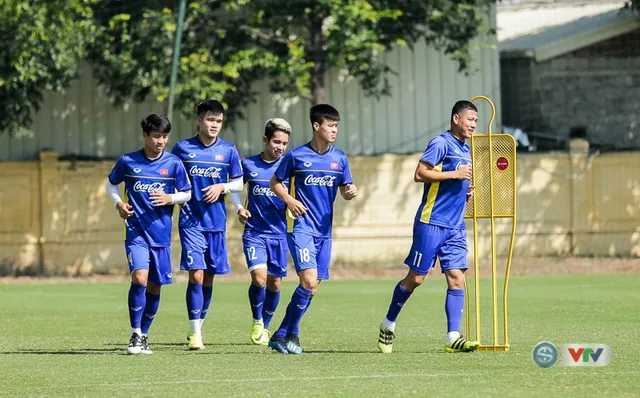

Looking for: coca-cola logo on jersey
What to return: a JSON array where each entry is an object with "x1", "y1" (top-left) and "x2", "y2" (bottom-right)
[
  {"x1": 190, "y1": 165, "x2": 223, "y2": 178},
  {"x1": 252, "y1": 185, "x2": 276, "y2": 197},
  {"x1": 304, "y1": 175, "x2": 336, "y2": 187},
  {"x1": 133, "y1": 181, "x2": 167, "y2": 193}
]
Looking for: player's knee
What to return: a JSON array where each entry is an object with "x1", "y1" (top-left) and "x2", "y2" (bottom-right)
[
  {"x1": 146, "y1": 283, "x2": 161, "y2": 295},
  {"x1": 445, "y1": 269, "x2": 466, "y2": 289},
  {"x1": 299, "y1": 277, "x2": 318, "y2": 291},
  {"x1": 131, "y1": 271, "x2": 148, "y2": 286},
  {"x1": 251, "y1": 271, "x2": 267, "y2": 287},
  {"x1": 189, "y1": 270, "x2": 204, "y2": 284},
  {"x1": 266, "y1": 276, "x2": 280, "y2": 291},
  {"x1": 203, "y1": 272, "x2": 215, "y2": 287},
  {"x1": 402, "y1": 272, "x2": 426, "y2": 291}
]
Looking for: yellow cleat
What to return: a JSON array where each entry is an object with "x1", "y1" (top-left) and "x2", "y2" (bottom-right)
[
  {"x1": 444, "y1": 335, "x2": 479, "y2": 353},
  {"x1": 378, "y1": 326, "x2": 395, "y2": 354},
  {"x1": 250, "y1": 320, "x2": 268, "y2": 345},
  {"x1": 187, "y1": 333, "x2": 205, "y2": 350}
]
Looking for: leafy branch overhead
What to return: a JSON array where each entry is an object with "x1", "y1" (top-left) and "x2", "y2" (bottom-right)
[{"x1": 0, "y1": 0, "x2": 498, "y2": 135}]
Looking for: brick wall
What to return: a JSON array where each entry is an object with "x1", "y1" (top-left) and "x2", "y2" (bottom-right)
[
  {"x1": 501, "y1": 29, "x2": 640, "y2": 150},
  {"x1": 536, "y1": 29, "x2": 640, "y2": 149}
]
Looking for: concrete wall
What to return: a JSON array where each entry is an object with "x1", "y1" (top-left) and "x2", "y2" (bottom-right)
[
  {"x1": 500, "y1": 28, "x2": 640, "y2": 149},
  {"x1": 0, "y1": 149, "x2": 638, "y2": 277}
]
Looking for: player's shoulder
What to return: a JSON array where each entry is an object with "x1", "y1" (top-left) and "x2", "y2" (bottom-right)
[
  {"x1": 329, "y1": 145, "x2": 348, "y2": 158},
  {"x1": 120, "y1": 150, "x2": 142, "y2": 162},
  {"x1": 217, "y1": 137, "x2": 238, "y2": 150},
  {"x1": 163, "y1": 151, "x2": 182, "y2": 163},
  {"x1": 429, "y1": 132, "x2": 450, "y2": 145},
  {"x1": 242, "y1": 154, "x2": 260, "y2": 167}
]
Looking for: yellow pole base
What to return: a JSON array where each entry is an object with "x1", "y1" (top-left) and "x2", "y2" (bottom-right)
[{"x1": 478, "y1": 345, "x2": 510, "y2": 352}]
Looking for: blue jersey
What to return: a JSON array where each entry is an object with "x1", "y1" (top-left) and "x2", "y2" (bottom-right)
[
  {"x1": 242, "y1": 154, "x2": 288, "y2": 236},
  {"x1": 415, "y1": 131, "x2": 472, "y2": 229},
  {"x1": 171, "y1": 136, "x2": 243, "y2": 231},
  {"x1": 274, "y1": 143, "x2": 353, "y2": 238},
  {"x1": 108, "y1": 150, "x2": 191, "y2": 247}
]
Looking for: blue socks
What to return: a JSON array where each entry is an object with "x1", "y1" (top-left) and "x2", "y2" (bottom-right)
[
  {"x1": 128, "y1": 282, "x2": 146, "y2": 330},
  {"x1": 141, "y1": 291, "x2": 160, "y2": 335},
  {"x1": 201, "y1": 285, "x2": 213, "y2": 322},
  {"x1": 289, "y1": 297, "x2": 312, "y2": 335},
  {"x1": 263, "y1": 288, "x2": 280, "y2": 329},
  {"x1": 385, "y1": 281, "x2": 413, "y2": 322},
  {"x1": 273, "y1": 285, "x2": 312, "y2": 339},
  {"x1": 186, "y1": 282, "x2": 203, "y2": 320},
  {"x1": 445, "y1": 288, "x2": 465, "y2": 333},
  {"x1": 248, "y1": 284, "x2": 266, "y2": 321}
]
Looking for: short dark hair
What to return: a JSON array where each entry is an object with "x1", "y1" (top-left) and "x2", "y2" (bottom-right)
[
  {"x1": 310, "y1": 104, "x2": 340, "y2": 126},
  {"x1": 451, "y1": 100, "x2": 478, "y2": 122},
  {"x1": 196, "y1": 99, "x2": 225, "y2": 118},
  {"x1": 141, "y1": 113, "x2": 171, "y2": 134},
  {"x1": 264, "y1": 118, "x2": 292, "y2": 140}
]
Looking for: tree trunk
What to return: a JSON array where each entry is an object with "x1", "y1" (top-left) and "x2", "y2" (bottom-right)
[{"x1": 309, "y1": 19, "x2": 326, "y2": 105}]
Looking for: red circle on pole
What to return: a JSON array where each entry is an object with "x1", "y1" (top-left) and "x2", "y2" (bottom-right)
[{"x1": 496, "y1": 157, "x2": 509, "y2": 171}]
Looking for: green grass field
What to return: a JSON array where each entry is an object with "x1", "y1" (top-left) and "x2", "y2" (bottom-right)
[{"x1": 1, "y1": 274, "x2": 639, "y2": 397}]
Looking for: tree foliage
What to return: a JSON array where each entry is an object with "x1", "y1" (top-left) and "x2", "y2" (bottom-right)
[
  {"x1": 0, "y1": 0, "x2": 97, "y2": 136},
  {"x1": 88, "y1": 0, "x2": 496, "y2": 124}
]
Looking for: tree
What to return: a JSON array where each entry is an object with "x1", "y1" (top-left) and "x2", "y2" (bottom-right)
[
  {"x1": 89, "y1": 0, "x2": 496, "y2": 124},
  {"x1": 0, "y1": 0, "x2": 97, "y2": 136}
]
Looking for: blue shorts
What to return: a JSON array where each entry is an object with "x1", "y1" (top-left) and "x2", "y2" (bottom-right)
[
  {"x1": 242, "y1": 232, "x2": 289, "y2": 278},
  {"x1": 179, "y1": 228, "x2": 230, "y2": 275},
  {"x1": 125, "y1": 237, "x2": 173, "y2": 285},
  {"x1": 404, "y1": 223, "x2": 468, "y2": 275},
  {"x1": 287, "y1": 233, "x2": 332, "y2": 280}
]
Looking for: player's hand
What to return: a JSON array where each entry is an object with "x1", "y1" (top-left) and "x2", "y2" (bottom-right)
[
  {"x1": 201, "y1": 184, "x2": 224, "y2": 203},
  {"x1": 454, "y1": 164, "x2": 473, "y2": 180},
  {"x1": 285, "y1": 198, "x2": 308, "y2": 219},
  {"x1": 150, "y1": 191, "x2": 173, "y2": 206},
  {"x1": 115, "y1": 201, "x2": 134, "y2": 220},
  {"x1": 341, "y1": 183, "x2": 358, "y2": 200},
  {"x1": 466, "y1": 185, "x2": 475, "y2": 203},
  {"x1": 238, "y1": 208, "x2": 251, "y2": 224}
]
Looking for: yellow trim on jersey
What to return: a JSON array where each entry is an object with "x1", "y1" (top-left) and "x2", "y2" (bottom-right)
[
  {"x1": 419, "y1": 162, "x2": 443, "y2": 224},
  {"x1": 124, "y1": 174, "x2": 175, "y2": 180},
  {"x1": 286, "y1": 176, "x2": 296, "y2": 233},
  {"x1": 122, "y1": 188, "x2": 128, "y2": 241},
  {"x1": 182, "y1": 160, "x2": 230, "y2": 166},
  {"x1": 294, "y1": 169, "x2": 342, "y2": 174}
]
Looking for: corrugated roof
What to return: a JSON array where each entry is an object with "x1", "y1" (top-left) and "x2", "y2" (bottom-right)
[{"x1": 497, "y1": 1, "x2": 639, "y2": 60}]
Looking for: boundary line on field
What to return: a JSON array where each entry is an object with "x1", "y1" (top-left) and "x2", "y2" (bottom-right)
[{"x1": 14, "y1": 371, "x2": 640, "y2": 390}]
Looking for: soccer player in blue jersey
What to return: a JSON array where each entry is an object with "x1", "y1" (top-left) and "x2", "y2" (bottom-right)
[
  {"x1": 377, "y1": 100, "x2": 480, "y2": 354},
  {"x1": 229, "y1": 118, "x2": 292, "y2": 345},
  {"x1": 171, "y1": 99, "x2": 243, "y2": 350},
  {"x1": 267, "y1": 104, "x2": 358, "y2": 355},
  {"x1": 106, "y1": 113, "x2": 192, "y2": 355}
]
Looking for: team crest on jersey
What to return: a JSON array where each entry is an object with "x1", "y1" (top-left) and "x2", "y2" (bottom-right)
[
  {"x1": 250, "y1": 172, "x2": 259, "y2": 177},
  {"x1": 188, "y1": 153, "x2": 197, "y2": 158},
  {"x1": 160, "y1": 169, "x2": 169, "y2": 176},
  {"x1": 331, "y1": 162, "x2": 339, "y2": 170},
  {"x1": 133, "y1": 168, "x2": 142, "y2": 173},
  {"x1": 303, "y1": 162, "x2": 312, "y2": 167},
  {"x1": 215, "y1": 154, "x2": 224, "y2": 161}
]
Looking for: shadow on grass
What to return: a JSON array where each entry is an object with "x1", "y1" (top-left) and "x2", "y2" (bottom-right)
[{"x1": 0, "y1": 348, "x2": 124, "y2": 355}]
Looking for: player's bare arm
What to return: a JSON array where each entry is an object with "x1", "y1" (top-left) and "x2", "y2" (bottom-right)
[
  {"x1": 115, "y1": 201, "x2": 134, "y2": 220},
  {"x1": 414, "y1": 161, "x2": 472, "y2": 183},
  {"x1": 201, "y1": 183, "x2": 225, "y2": 203},
  {"x1": 270, "y1": 174, "x2": 307, "y2": 218},
  {"x1": 238, "y1": 207, "x2": 251, "y2": 224},
  {"x1": 339, "y1": 183, "x2": 358, "y2": 200}
]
